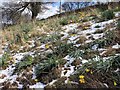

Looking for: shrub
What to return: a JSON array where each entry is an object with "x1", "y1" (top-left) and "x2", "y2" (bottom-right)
[
  {"x1": 102, "y1": 10, "x2": 114, "y2": 20},
  {"x1": 59, "y1": 18, "x2": 68, "y2": 25}
]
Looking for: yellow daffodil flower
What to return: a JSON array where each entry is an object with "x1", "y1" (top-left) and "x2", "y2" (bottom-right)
[
  {"x1": 79, "y1": 79, "x2": 85, "y2": 83},
  {"x1": 45, "y1": 44, "x2": 52, "y2": 49},
  {"x1": 113, "y1": 81, "x2": 117, "y2": 86},
  {"x1": 90, "y1": 71, "x2": 93, "y2": 74},
  {"x1": 35, "y1": 79, "x2": 38, "y2": 82},
  {"x1": 79, "y1": 75, "x2": 85, "y2": 79},
  {"x1": 85, "y1": 68, "x2": 90, "y2": 72}
]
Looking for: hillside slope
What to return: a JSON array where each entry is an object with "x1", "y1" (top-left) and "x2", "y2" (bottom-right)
[{"x1": 0, "y1": 6, "x2": 120, "y2": 89}]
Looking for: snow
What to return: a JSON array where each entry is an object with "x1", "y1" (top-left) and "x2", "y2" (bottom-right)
[
  {"x1": 63, "y1": 55, "x2": 75, "y2": 67},
  {"x1": 29, "y1": 82, "x2": 45, "y2": 89},
  {"x1": 62, "y1": 23, "x2": 78, "y2": 33},
  {"x1": 92, "y1": 33, "x2": 104, "y2": 39},
  {"x1": 64, "y1": 66, "x2": 75, "y2": 77},
  {"x1": 112, "y1": 43, "x2": 120, "y2": 49},
  {"x1": 92, "y1": 44, "x2": 99, "y2": 50},
  {"x1": 32, "y1": 66, "x2": 36, "y2": 79},
  {"x1": 61, "y1": 66, "x2": 75, "y2": 77},
  {"x1": 36, "y1": 4, "x2": 59, "y2": 20},
  {"x1": 74, "y1": 44, "x2": 81, "y2": 47},
  {"x1": 115, "y1": 12, "x2": 120, "y2": 17},
  {"x1": 85, "y1": 39, "x2": 93, "y2": 43},
  {"x1": 68, "y1": 35, "x2": 79, "y2": 41},
  {"x1": 48, "y1": 80, "x2": 57, "y2": 86},
  {"x1": 91, "y1": 19, "x2": 114, "y2": 29},
  {"x1": 82, "y1": 60, "x2": 88, "y2": 64}
]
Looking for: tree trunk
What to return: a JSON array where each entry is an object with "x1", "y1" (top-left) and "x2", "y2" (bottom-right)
[{"x1": 30, "y1": 2, "x2": 40, "y2": 19}]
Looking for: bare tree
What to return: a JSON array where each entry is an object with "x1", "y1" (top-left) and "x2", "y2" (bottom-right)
[{"x1": 1, "y1": 1, "x2": 52, "y2": 25}]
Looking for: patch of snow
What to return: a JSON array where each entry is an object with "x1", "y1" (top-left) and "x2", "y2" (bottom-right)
[
  {"x1": 48, "y1": 80, "x2": 57, "y2": 86},
  {"x1": 32, "y1": 66, "x2": 36, "y2": 79},
  {"x1": 61, "y1": 66, "x2": 75, "y2": 77},
  {"x1": 68, "y1": 35, "x2": 79, "y2": 41},
  {"x1": 29, "y1": 82, "x2": 45, "y2": 89},
  {"x1": 65, "y1": 78, "x2": 69, "y2": 84},
  {"x1": 39, "y1": 44, "x2": 46, "y2": 49},
  {"x1": 74, "y1": 44, "x2": 81, "y2": 47},
  {"x1": 91, "y1": 19, "x2": 114, "y2": 29},
  {"x1": 103, "y1": 83, "x2": 109, "y2": 88},
  {"x1": 92, "y1": 44, "x2": 99, "y2": 50},
  {"x1": 92, "y1": 33, "x2": 104, "y2": 39},
  {"x1": 81, "y1": 60, "x2": 88, "y2": 64},
  {"x1": 85, "y1": 39, "x2": 93, "y2": 43},
  {"x1": 115, "y1": 12, "x2": 120, "y2": 17},
  {"x1": 67, "y1": 38, "x2": 79, "y2": 44},
  {"x1": 62, "y1": 23, "x2": 78, "y2": 33},
  {"x1": 65, "y1": 66, "x2": 75, "y2": 77},
  {"x1": 61, "y1": 33, "x2": 69, "y2": 40},
  {"x1": 98, "y1": 48, "x2": 107, "y2": 52},
  {"x1": 63, "y1": 55, "x2": 75, "y2": 67},
  {"x1": 112, "y1": 43, "x2": 120, "y2": 49},
  {"x1": 36, "y1": 4, "x2": 59, "y2": 20},
  {"x1": 17, "y1": 83, "x2": 23, "y2": 89}
]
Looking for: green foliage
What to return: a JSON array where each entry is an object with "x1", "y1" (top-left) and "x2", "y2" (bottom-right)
[
  {"x1": 102, "y1": 10, "x2": 114, "y2": 20},
  {"x1": 0, "y1": 52, "x2": 10, "y2": 67},
  {"x1": 78, "y1": 55, "x2": 120, "y2": 85},
  {"x1": 117, "y1": 20, "x2": 120, "y2": 29},
  {"x1": 35, "y1": 55, "x2": 64, "y2": 78},
  {"x1": 15, "y1": 55, "x2": 33, "y2": 71},
  {"x1": 69, "y1": 50, "x2": 84, "y2": 59},
  {"x1": 55, "y1": 42, "x2": 76, "y2": 56},
  {"x1": 59, "y1": 18, "x2": 68, "y2": 25}
]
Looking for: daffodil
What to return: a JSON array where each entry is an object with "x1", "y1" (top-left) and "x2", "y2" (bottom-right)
[
  {"x1": 79, "y1": 75, "x2": 85, "y2": 79},
  {"x1": 85, "y1": 68, "x2": 90, "y2": 72},
  {"x1": 90, "y1": 71, "x2": 93, "y2": 74},
  {"x1": 79, "y1": 79, "x2": 85, "y2": 83},
  {"x1": 113, "y1": 81, "x2": 117, "y2": 86},
  {"x1": 45, "y1": 44, "x2": 52, "y2": 49},
  {"x1": 35, "y1": 79, "x2": 38, "y2": 82}
]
